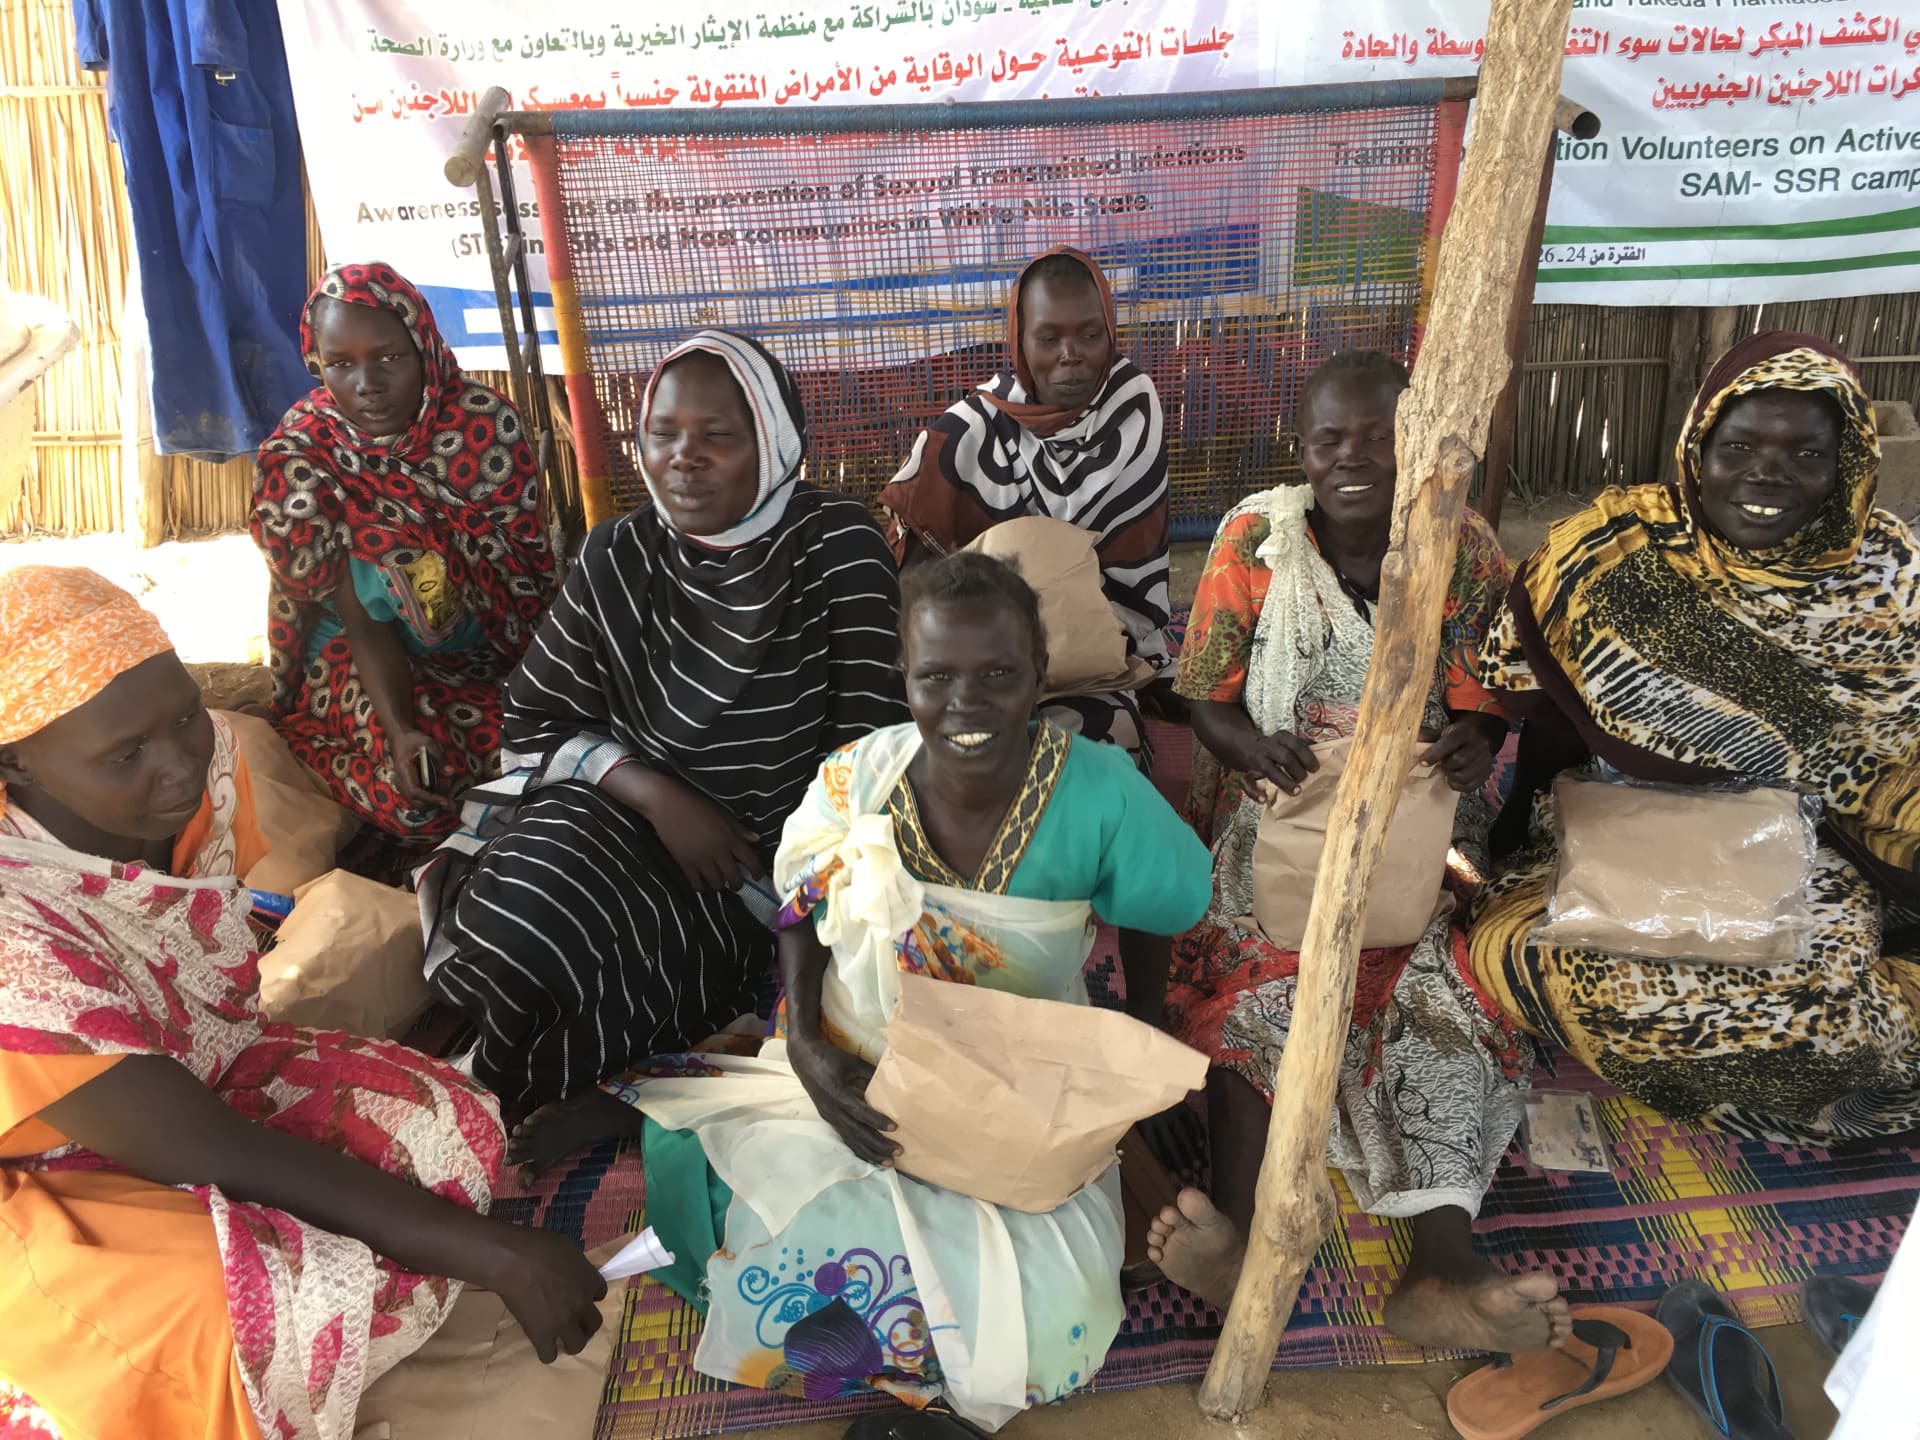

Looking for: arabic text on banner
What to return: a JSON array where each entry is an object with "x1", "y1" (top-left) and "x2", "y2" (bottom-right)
[{"x1": 280, "y1": 0, "x2": 1920, "y2": 369}]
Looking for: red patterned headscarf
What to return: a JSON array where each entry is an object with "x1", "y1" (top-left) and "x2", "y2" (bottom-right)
[{"x1": 249, "y1": 263, "x2": 555, "y2": 710}]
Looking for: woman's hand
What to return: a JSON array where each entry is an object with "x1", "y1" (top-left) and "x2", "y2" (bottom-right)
[
  {"x1": 479, "y1": 1225, "x2": 610, "y2": 1364},
  {"x1": 1234, "y1": 728, "x2": 1319, "y2": 799},
  {"x1": 789, "y1": 1034, "x2": 899, "y2": 1167},
  {"x1": 388, "y1": 727, "x2": 450, "y2": 810},
  {"x1": 602, "y1": 766, "x2": 766, "y2": 892},
  {"x1": 1420, "y1": 715, "x2": 1505, "y2": 794}
]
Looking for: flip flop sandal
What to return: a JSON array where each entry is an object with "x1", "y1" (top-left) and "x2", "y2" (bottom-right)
[
  {"x1": 1801, "y1": 1274, "x2": 1877, "y2": 1359},
  {"x1": 1657, "y1": 1280, "x2": 1796, "y2": 1440},
  {"x1": 1446, "y1": 1305, "x2": 1674, "y2": 1440}
]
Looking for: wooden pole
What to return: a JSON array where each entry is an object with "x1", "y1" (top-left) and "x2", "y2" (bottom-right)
[
  {"x1": 1197, "y1": 0, "x2": 1576, "y2": 1418},
  {"x1": 117, "y1": 262, "x2": 165, "y2": 547},
  {"x1": 1704, "y1": 305, "x2": 1741, "y2": 372}
]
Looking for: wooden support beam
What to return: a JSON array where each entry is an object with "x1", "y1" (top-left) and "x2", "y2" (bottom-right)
[
  {"x1": 1704, "y1": 306, "x2": 1741, "y2": 372},
  {"x1": 1197, "y1": 0, "x2": 1576, "y2": 1419}
]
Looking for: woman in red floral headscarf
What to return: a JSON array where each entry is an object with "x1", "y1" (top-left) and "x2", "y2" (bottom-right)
[{"x1": 250, "y1": 262, "x2": 555, "y2": 841}]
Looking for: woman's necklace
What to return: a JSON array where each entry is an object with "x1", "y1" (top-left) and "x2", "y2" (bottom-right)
[{"x1": 1307, "y1": 509, "x2": 1385, "y2": 620}]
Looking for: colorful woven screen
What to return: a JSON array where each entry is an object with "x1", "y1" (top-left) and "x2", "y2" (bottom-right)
[{"x1": 525, "y1": 84, "x2": 1467, "y2": 534}]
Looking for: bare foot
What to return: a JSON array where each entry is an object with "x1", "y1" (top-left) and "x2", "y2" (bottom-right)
[
  {"x1": 1145, "y1": 1188, "x2": 1245, "y2": 1310},
  {"x1": 1383, "y1": 1261, "x2": 1572, "y2": 1354},
  {"x1": 507, "y1": 1088, "x2": 646, "y2": 1184}
]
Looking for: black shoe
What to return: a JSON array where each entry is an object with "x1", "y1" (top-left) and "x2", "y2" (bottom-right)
[{"x1": 843, "y1": 1407, "x2": 989, "y2": 1439}]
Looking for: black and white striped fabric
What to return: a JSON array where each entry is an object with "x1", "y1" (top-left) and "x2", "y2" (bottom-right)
[
  {"x1": 878, "y1": 250, "x2": 1173, "y2": 678},
  {"x1": 886, "y1": 360, "x2": 1172, "y2": 673},
  {"x1": 427, "y1": 489, "x2": 906, "y2": 1105},
  {"x1": 423, "y1": 331, "x2": 906, "y2": 1107}
]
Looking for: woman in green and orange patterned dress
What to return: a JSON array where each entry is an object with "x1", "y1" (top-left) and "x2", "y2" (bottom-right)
[{"x1": 1146, "y1": 352, "x2": 1565, "y2": 1360}]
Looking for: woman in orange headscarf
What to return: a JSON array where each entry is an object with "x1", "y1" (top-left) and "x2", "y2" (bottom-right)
[{"x1": 0, "y1": 566, "x2": 604, "y2": 1440}]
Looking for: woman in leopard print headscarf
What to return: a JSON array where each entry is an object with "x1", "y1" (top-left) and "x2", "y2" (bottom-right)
[{"x1": 1471, "y1": 330, "x2": 1920, "y2": 1145}]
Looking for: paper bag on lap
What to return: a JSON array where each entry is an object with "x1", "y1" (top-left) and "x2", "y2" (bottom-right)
[
  {"x1": 1241, "y1": 734, "x2": 1456, "y2": 951},
  {"x1": 865, "y1": 972, "x2": 1207, "y2": 1213},
  {"x1": 1534, "y1": 775, "x2": 1816, "y2": 964},
  {"x1": 964, "y1": 516, "x2": 1154, "y2": 699},
  {"x1": 354, "y1": 1240, "x2": 628, "y2": 1440},
  {"x1": 258, "y1": 869, "x2": 431, "y2": 1039},
  {"x1": 217, "y1": 709, "x2": 360, "y2": 894}
]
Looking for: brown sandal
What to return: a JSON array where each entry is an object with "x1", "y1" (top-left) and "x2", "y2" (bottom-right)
[{"x1": 1446, "y1": 1306, "x2": 1674, "y2": 1440}]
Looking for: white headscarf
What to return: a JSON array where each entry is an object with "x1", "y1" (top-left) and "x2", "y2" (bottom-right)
[{"x1": 636, "y1": 328, "x2": 807, "y2": 549}]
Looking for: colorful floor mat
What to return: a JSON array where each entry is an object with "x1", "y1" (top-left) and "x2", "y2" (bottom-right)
[
  {"x1": 495, "y1": 982, "x2": 1918, "y2": 1438},
  {"x1": 487, "y1": 709, "x2": 1917, "y2": 1436}
]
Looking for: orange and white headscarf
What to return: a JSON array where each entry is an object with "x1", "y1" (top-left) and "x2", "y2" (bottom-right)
[{"x1": 0, "y1": 566, "x2": 174, "y2": 747}]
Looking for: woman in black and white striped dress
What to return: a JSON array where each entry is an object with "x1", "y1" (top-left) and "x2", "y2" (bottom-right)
[{"x1": 419, "y1": 330, "x2": 906, "y2": 1109}]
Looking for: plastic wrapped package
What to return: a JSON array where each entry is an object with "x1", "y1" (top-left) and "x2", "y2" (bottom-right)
[{"x1": 1533, "y1": 773, "x2": 1820, "y2": 964}]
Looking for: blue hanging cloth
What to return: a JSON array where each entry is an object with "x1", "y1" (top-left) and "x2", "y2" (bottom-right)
[{"x1": 73, "y1": 0, "x2": 311, "y2": 460}]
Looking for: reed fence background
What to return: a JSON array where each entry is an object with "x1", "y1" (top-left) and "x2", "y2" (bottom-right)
[
  {"x1": 5, "y1": 0, "x2": 1917, "y2": 539},
  {"x1": 1504, "y1": 293, "x2": 1920, "y2": 509}
]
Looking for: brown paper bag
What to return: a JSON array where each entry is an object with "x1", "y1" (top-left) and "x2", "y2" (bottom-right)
[
  {"x1": 864, "y1": 972, "x2": 1207, "y2": 1213},
  {"x1": 965, "y1": 516, "x2": 1154, "y2": 698},
  {"x1": 217, "y1": 710, "x2": 360, "y2": 895},
  {"x1": 1242, "y1": 734, "x2": 1456, "y2": 951},
  {"x1": 1534, "y1": 776, "x2": 1815, "y2": 964},
  {"x1": 258, "y1": 870, "x2": 431, "y2": 1039},
  {"x1": 353, "y1": 1239, "x2": 627, "y2": 1440}
]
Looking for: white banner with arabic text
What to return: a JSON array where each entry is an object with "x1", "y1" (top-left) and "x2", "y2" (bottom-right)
[{"x1": 278, "y1": 0, "x2": 1920, "y2": 369}]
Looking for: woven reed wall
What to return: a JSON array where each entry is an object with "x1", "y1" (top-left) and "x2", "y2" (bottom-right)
[
  {"x1": 2, "y1": 0, "x2": 126, "y2": 534},
  {"x1": 1504, "y1": 295, "x2": 1920, "y2": 507},
  {"x1": 1740, "y1": 289, "x2": 1920, "y2": 434}
]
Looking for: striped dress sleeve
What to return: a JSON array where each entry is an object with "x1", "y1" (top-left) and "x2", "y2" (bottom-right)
[
  {"x1": 498, "y1": 520, "x2": 636, "y2": 781},
  {"x1": 816, "y1": 500, "x2": 910, "y2": 748}
]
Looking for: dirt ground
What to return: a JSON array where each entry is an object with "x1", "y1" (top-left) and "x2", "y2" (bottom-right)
[{"x1": 728, "y1": 1321, "x2": 1839, "y2": 1439}]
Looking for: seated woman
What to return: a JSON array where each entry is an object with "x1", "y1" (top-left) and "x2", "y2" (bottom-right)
[
  {"x1": 0, "y1": 567, "x2": 604, "y2": 1440},
  {"x1": 250, "y1": 262, "x2": 556, "y2": 843},
  {"x1": 523, "y1": 553, "x2": 1211, "y2": 1432},
  {"x1": 1470, "y1": 330, "x2": 1920, "y2": 1144},
  {"x1": 424, "y1": 330, "x2": 907, "y2": 1112},
  {"x1": 878, "y1": 246, "x2": 1181, "y2": 763},
  {"x1": 1147, "y1": 352, "x2": 1568, "y2": 1354}
]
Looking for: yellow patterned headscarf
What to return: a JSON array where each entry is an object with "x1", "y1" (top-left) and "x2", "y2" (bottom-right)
[
  {"x1": 0, "y1": 566, "x2": 175, "y2": 747},
  {"x1": 1670, "y1": 331, "x2": 1881, "y2": 589}
]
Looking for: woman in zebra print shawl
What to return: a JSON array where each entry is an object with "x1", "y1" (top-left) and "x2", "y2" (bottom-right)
[
  {"x1": 879, "y1": 246, "x2": 1179, "y2": 767},
  {"x1": 1470, "y1": 330, "x2": 1920, "y2": 1145}
]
